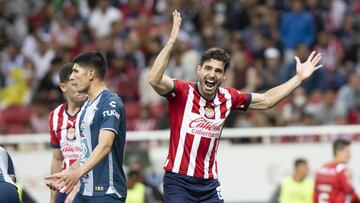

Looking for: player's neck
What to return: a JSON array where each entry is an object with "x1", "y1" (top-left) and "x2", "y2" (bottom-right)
[
  {"x1": 88, "y1": 81, "x2": 108, "y2": 102},
  {"x1": 334, "y1": 157, "x2": 346, "y2": 164},
  {"x1": 293, "y1": 174, "x2": 304, "y2": 182},
  {"x1": 66, "y1": 102, "x2": 80, "y2": 116}
]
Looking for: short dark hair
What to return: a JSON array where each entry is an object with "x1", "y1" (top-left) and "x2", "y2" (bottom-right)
[
  {"x1": 72, "y1": 51, "x2": 107, "y2": 80},
  {"x1": 294, "y1": 158, "x2": 307, "y2": 168},
  {"x1": 200, "y1": 48, "x2": 231, "y2": 72},
  {"x1": 59, "y1": 62, "x2": 74, "y2": 83},
  {"x1": 333, "y1": 139, "x2": 350, "y2": 156}
]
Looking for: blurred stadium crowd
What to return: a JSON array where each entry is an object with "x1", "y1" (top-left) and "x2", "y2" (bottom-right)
[{"x1": 0, "y1": 0, "x2": 360, "y2": 142}]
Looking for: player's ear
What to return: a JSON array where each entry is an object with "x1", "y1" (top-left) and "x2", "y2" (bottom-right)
[
  {"x1": 196, "y1": 65, "x2": 201, "y2": 75},
  {"x1": 59, "y1": 83, "x2": 66, "y2": 92},
  {"x1": 88, "y1": 69, "x2": 95, "y2": 80}
]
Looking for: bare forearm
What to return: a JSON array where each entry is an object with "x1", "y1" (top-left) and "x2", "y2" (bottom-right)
[
  {"x1": 264, "y1": 74, "x2": 302, "y2": 108},
  {"x1": 77, "y1": 144, "x2": 112, "y2": 177},
  {"x1": 148, "y1": 42, "x2": 175, "y2": 85},
  {"x1": 50, "y1": 159, "x2": 62, "y2": 203},
  {"x1": 51, "y1": 159, "x2": 62, "y2": 175}
]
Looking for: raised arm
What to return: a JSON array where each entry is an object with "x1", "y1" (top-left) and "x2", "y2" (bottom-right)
[
  {"x1": 148, "y1": 10, "x2": 182, "y2": 95},
  {"x1": 249, "y1": 51, "x2": 322, "y2": 110}
]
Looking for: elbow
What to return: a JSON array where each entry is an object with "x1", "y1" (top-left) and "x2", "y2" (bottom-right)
[
  {"x1": 266, "y1": 102, "x2": 276, "y2": 110},
  {"x1": 147, "y1": 74, "x2": 156, "y2": 86},
  {"x1": 148, "y1": 74, "x2": 160, "y2": 87},
  {"x1": 103, "y1": 145, "x2": 112, "y2": 154}
]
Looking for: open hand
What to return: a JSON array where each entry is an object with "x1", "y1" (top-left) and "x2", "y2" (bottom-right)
[
  {"x1": 168, "y1": 10, "x2": 182, "y2": 45},
  {"x1": 45, "y1": 170, "x2": 81, "y2": 194},
  {"x1": 294, "y1": 51, "x2": 323, "y2": 81}
]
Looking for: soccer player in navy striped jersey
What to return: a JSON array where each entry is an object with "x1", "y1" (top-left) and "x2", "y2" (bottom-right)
[
  {"x1": 46, "y1": 52, "x2": 127, "y2": 203},
  {"x1": 148, "y1": 10, "x2": 323, "y2": 203}
]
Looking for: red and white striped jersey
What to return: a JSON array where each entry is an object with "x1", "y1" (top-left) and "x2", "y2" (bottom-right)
[
  {"x1": 49, "y1": 103, "x2": 82, "y2": 170},
  {"x1": 314, "y1": 161, "x2": 360, "y2": 203},
  {"x1": 164, "y1": 80, "x2": 251, "y2": 179}
]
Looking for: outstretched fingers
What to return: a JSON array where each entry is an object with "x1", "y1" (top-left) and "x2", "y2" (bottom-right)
[
  {"x1": 311, "y1": 52, "x2": 322, "y2": 66},
  {"x1": 172, "y1": 10, "x2": 182, "y2": 27},
  {"x1": 307, "y1": 51, "x2": 316, "y2": 62},
  {"x1": 315, "y1": 64, "x2": 323, "y2": 70}
]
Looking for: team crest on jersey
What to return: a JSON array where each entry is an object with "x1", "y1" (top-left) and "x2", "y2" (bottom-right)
[
  {"x1": 66, "y1": 127, "x2": 76, "y2": 140},
  {"x1": 80, "y1": 120, "x2": 85, "y2": 131},
  {"x1": 205, "y1": 106, "x2": 214, "y2": 118}
]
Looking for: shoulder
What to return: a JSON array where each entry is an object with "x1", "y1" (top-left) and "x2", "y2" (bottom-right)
[
  {"x1": 49, "y1": 103, "x2": 66, "y2": 118},
  {"x1": 222, "y1": 87, "x2": 236, "y2": 95},
  {"x1": 335, "y1": 163, "x2": 347, "y2": 173},
  {"x1": 100, "y1": 90, "x2": 124, "y2": 107},
  {"x1": 174, "y1": 79, "x2": 192, "y2": 89},
  {"x1": 222, "y1": 87, "x2": 250, "y2": 99},
  {"x1": 167, "y1": 80, "x2": 192, "y2": 98},
  {"x1": 0, "y1": 146, "x2": 7, "y2": 158}
]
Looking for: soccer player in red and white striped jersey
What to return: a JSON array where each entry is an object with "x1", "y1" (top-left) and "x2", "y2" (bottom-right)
[
  {"x1": 314, "y1": 139, "x2": 360, "y2": 203},
  {"x1": 49, "y1": 63, "x2": 86, "y2": 203},
  {"x1": 148, "y1": 10, "x2": 323, "y2": 203}
]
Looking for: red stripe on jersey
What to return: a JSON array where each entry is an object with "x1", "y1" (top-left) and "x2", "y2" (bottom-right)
[
  {"x1": 49, "y1": 111, "x2": 59, "y2": 146},
  {"x1": 179, "y1": 133, "x2": 194, "y2": 174},
  {"x1": 208, "y1": 138, "x2": 219, "y2": 179},
  {"x1": 57, "y1": 104, "x2": 66, "y2": 140},
  {"x1": 192, "y1": 92, "x2": 200, "y2": 114},
  {"x1": 218, "y1": 91, "x2": 228, "y2": 119},
  {"x1": 193, "y1": 137, "x2": 211, "y2": 178}
]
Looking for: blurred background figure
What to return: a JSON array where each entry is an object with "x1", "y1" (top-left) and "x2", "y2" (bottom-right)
[
  {"x1": 269, "y1": 158, "x2": 313, "y2": 203},
  {"x1": 0, "y1": 145, "x2": 21, "y2": 203},
  {"x1": 313, "y1": 139, "x2": 360, "y2": 203}
]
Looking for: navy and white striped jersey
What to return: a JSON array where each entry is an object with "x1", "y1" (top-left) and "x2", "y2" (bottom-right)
[
  {"x1": 0, "y1": 146, "x2": 15, "y2": 185},
  {"x1": 76, "y1": 90, "x2": 126, "y2": 198}
]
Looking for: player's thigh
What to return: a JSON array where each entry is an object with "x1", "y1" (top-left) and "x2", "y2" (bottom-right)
[
  {"x1": 0, "y1": 182, "x2": 21, "y2": 203},
  {"x1": 163, "y1": 173, "x2": 197, "y2": 203},
  {"x1": 199, "y1": 185, "x2": 224, "y2": 203},
  {"x1": 197, "y1": 179, "x2": 224, "y2": 203},
  {"x1": 78, "y1": 195, "x2": 125, "y2": 203},
  {"x1": 72, "y1": 192, "x2": 84, "y2": 203},
  {"x1": 55, "y1": 192, "x2": 67, "y2": 203}
]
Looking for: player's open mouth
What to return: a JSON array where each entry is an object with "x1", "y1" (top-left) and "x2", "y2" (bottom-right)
[{"x1": 205, "y1": 80, "x2": 216, "y2": 90}]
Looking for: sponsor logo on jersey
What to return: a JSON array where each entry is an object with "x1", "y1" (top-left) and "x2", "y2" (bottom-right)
[
  {"x1": 188, "y1": 117, "x2": 224, "y2": 138},
  {"x1": 109, "y1": 101, "x2": 116, "y2": 108},
  {"x1": 102, "y1": 110, "x2": 120, "y2": 119}
]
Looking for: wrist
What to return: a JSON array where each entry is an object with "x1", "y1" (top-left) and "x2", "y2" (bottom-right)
[
  {"x1": 294, "y1": 74, "x2": 303, "y2": 83},
  {"x1": 74, "y1": 167, "x2": 84, "y2": 179}
]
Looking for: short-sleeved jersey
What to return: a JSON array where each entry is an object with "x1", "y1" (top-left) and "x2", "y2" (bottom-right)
[
  {"x1": 314, "y1": 161, "x2": 360, "y2": 203},
  {"x1": 76, "y1": 90, "x2": 126, "y2": 198},
  {"x1": 0, "y1": 146, "x2": 15, "y2": 186},
  {"x1": 163, "y1": 80, "x2": 251, "y2": 179},
  {"x1": 49, "y1": 103, "x2": 82, "y2": 170}
]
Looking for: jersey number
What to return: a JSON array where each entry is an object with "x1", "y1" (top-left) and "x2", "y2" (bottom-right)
[{"x1": 318, "y1": 192, "x2": 329, "y2": 203}]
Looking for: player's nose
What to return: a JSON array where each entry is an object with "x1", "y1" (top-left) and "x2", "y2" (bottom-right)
[
  {"x1": 208, "y1": 70, "x2": 216, "y2": 78},
  {"x1": 69, "y1": 72, "x2": 75, "y2": 80}
]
